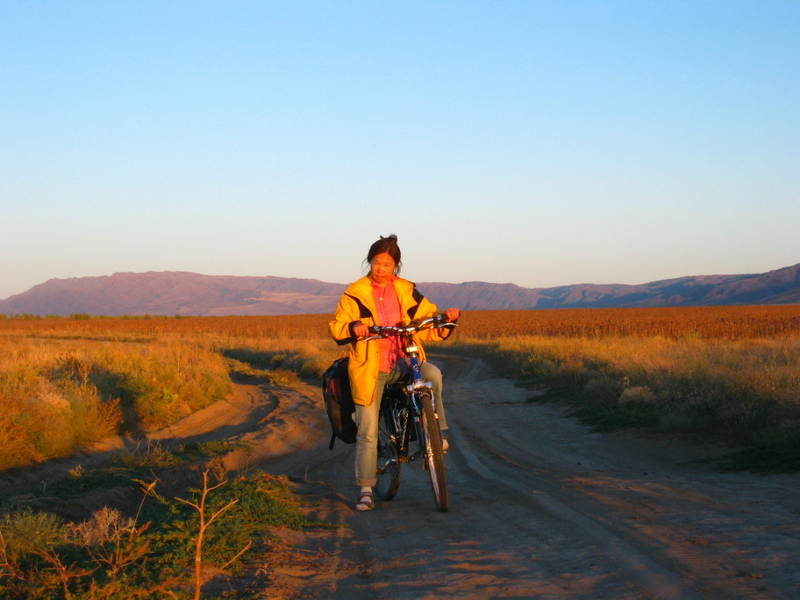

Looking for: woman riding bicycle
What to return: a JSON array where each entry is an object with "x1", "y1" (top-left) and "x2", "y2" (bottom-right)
[{"x1": 328, "y1": 234, "x2": 460, "y2": 512}]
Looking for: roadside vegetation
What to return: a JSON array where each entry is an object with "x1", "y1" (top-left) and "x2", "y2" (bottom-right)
[
  {"x1": 448, "y1": 335, "x2": 800, "y2": 471},
  {"x1": 0, "y1": 337, "x2": 233, "y2": 471},
  {"x1": 1, "y1": 315, "x2": 337, "y2": 598},
  {"x1": 444, "y1": 307, "x2": 800, "y2": 473},
  {"x1": 2, "y1": 307, "x2": 800, "y2": 473},
  {"x1": 0, "y1": 441, "x2": 321, "y2": 599},
  {"x1": 0, "y1": 316, "x2": 337, "y2": 472}
]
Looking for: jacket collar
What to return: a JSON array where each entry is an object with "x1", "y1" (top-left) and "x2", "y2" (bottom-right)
[{"x1": 346, "y1": 276, "x2": 416, "y2": 317}]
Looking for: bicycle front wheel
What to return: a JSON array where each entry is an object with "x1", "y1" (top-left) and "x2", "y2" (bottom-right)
[
  {"x1": 418, "y1": 392, "x2": 448, "y2": 512},
  {"x1": 374, "y1": 407, "x2": 401, "y2": 501}
]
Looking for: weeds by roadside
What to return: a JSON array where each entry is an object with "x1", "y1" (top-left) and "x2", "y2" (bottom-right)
[
  {"x1": 0, "y1": 337, "x2": 235, "y2": 471},
  {"x1": 0, "y1": 442, "x2": 317, "y2": 599},
  {"x1": 445, "y1": 336, "x2": 800, "y2": 473}
]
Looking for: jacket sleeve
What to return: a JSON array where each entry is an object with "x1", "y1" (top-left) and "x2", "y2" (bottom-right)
[{"x1": 328, "y1": 294, "x2": 360, "y2": 346}]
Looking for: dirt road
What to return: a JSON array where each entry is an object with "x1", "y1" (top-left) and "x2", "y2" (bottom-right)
[
  {"x1": 3, "y1": 354, "x2": 799, "y2": 599},
  {"x1": 220, "y1": 354, "x2": 798, "y2": 599}
]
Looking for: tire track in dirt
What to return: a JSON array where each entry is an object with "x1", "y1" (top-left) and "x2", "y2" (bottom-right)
[{"x1": 437, "y1": 354, "x2": 799, "y2": 600}]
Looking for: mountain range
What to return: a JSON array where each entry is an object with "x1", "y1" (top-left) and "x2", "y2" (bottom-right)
[{"x1": 1, "y1": 263, "x2": 799, "y2": 317}]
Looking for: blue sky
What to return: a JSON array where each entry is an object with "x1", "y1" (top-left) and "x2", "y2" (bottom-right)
[{"x1": 2, "y1": 1, "x2": 798, "y2": 300}]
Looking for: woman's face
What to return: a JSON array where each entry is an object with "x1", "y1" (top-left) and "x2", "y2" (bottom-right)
[{"x1": 369, "y1": 252, "x2": 396, "y2": 284}]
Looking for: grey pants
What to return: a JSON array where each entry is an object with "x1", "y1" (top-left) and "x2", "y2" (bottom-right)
[{"x1": 354, "y1": 361, "x2": 446, "y2": 487}]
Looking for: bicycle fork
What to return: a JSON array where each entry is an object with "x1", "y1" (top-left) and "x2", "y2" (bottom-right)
[{"x1": 409, "y1": 387, "x2": 439, "y2": 467}]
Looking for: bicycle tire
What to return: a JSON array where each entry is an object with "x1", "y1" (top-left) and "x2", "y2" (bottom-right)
[
  {"x1": 418, "y1": 392, "x2": 448, "y2": 512},
  {"x1": 374, "y1": 406, "x2": 401, "y2": 500}
]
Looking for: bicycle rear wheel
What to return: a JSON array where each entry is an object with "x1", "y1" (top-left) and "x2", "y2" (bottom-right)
[
  {"x1": 374, "y1": 406, "x2": 401, "y2": 500},
  {"x1": 418, "y1": 392, "x2": 448, "y2": 512}
]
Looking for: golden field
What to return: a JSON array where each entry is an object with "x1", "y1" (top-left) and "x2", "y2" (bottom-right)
[{"x1": 4, "y1": 304, "x2": 799, "y2": 340}]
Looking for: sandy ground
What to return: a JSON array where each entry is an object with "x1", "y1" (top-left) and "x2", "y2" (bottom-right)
[{"x1": 3, "y1": 354, "x2": 799, "y2": 599}]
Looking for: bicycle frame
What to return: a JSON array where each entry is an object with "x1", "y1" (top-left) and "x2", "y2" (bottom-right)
[{"x1": 383, "y1": 334, "x2": 435, "y2": 464}]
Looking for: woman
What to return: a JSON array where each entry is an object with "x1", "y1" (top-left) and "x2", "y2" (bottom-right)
[{"x1": 328, "y1": 235, "x2": 461, "y2": 512}]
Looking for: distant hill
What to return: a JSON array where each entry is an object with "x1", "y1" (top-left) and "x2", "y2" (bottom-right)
[{"x1": 1, "y1": 263, "x2": 798, "y2": 317}]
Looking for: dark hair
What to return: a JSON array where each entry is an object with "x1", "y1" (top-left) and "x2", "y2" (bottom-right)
[{"x1": 366, "y1": 234, "x2": 402, "y2": 273}]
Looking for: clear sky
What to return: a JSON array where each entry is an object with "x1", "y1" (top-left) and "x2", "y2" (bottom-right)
[{"x1": 2, "y1": 1, "x2": 798, "y2": 300}]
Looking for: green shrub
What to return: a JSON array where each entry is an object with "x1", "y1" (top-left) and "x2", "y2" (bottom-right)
[{"x1": 0, "y1": 510, "x2": 67, "y2": 559}]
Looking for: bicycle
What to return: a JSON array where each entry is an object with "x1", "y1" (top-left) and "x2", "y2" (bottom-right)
[{"x1": 366, "y1": 314, "x2": 456, "y2": 512}]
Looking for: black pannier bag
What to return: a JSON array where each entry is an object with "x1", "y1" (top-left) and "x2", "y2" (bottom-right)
[{"x1": 322, "y1": 357, "x2": 357, "y2": 449}]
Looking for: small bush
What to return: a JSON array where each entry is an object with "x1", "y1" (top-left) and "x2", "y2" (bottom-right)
[
  {"x1": 0, "y1": 510, "x2": 67, "y2": 559},
  {"x1": 618, "y1": 385, "x2": 657, "y2": 405},
  {"x1": 269, "y1": 368, "x2": 300, "y2": 386},
  {"x1": 67, "y1": 506, "x2": 135, "y2": 546},
  {"x1": 583, "y1": 376, "x2": 623, "y2": 403}
]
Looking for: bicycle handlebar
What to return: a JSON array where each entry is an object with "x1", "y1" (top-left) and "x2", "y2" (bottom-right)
[{"x1": 364, "y1": 314, "x2": 457, "y2": 341}]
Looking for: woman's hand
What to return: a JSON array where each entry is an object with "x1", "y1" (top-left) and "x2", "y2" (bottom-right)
[
  {"x1": 352, "y1": 321, "x2": 371, "y2": 338},
  {"x1": 444, "y1": 308, "x2": 461, "y2": 322}
]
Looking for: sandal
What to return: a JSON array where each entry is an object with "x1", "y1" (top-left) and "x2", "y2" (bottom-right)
[{"x1": 355, "y1": 490, "x2": 374, "y2": 512}]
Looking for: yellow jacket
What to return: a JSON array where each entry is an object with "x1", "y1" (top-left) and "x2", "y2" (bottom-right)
[{"x1": 328, "y1": 276, "x2": 452, "y2": 406}]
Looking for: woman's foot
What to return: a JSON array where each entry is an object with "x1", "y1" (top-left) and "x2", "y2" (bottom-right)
[
  {"x1": 441, "y1": 437, "x2": 449, "y2": 452},
  {"x1": 355, "y1": 488, "x2": 374, "y2": 512}
]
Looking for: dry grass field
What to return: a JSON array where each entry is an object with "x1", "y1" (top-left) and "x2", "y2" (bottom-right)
[{"x1": 2, "y1": 305, "x2": 800, "y2": 472}]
